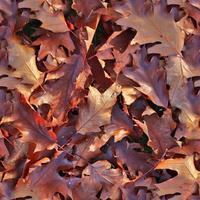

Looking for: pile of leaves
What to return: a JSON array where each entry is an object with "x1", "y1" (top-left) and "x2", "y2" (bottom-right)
[{"x1": 1, "y1": 0, "x2": 200, "y2": 199}]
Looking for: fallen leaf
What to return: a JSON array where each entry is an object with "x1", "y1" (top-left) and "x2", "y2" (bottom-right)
[
  {"x1": 116, "y1": 0, "x2": 185, "y2": 56},
  {"x1": 13, "y1": 152, "x2": 72, "y2": 200},
  {"x1": 144, "y1": 111, "x2": 177, "y2": 155},
  {"x1": 123, "y1": 47, "x2": 168, "y2": 107},
  {"x1": 36, "y1": 8, "x2": 69, "y2": 32},
  {"x1": 156, "y1": 155, "x2": 200, "y2": 199},
  {"x1": 32, "y1": 32, "x2": 75, "y2": 60},
  {"x1": 76, "y1": 84, "x2": 119, "y2": 134}
]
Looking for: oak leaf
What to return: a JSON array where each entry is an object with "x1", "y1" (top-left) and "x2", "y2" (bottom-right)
[
  {"x1": 103, "y1": 104, "x2": 135, "y2": 142},
  {"x1": 144, "y1": 111, "x2": 177, "y2": 155},
  {"x1": 123, "y1": 47, "x2": 168, "y2": 107},
  {"x1": 76, "y1": 84, "x2": 120, "y2": 134},
  {"x1": 6, "y1": 36, "x2": 42, "y2": 86},
  {"x1": 36, "y1": 8, "x2": 69, "y2": 32},
  {"x1": 30, "y1": 54, "x2": 89, "y2": 121},
  {"x1": 8, "y1": 91, "x2": 56, "y2": 151},
  {"x1": 32, "y1": 32, "x2": 75, "y2": 61},
  {"x1": 166, "y1": 56, "x2": 200, "y2": 128},
  {"x1": 115, "y1": 140, "x2": 154, "y2": 174},
  {"x1": 18, "y1": 0, "x2": 44, "y2": 11},
  {"x1": 115, "y1": 0, "x2": 185, "y2": 56},
  {"x1": 13, "y1": 152, "x2": 72, "y2": 200},
  {"x1": 82, "y1": 160, "x2": 128, "y2": 200},
  {"x1": 156, "y1": 156, "x2": 200, "y2": 200}
]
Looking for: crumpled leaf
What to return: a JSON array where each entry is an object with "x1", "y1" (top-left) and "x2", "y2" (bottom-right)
[{"x1": 1, "y1": 0, "x2": 200, "y2": 199}]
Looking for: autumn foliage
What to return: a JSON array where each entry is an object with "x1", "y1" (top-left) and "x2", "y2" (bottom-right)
[{"x1": 0, "y1": 0, "x2": 200, "y2": 199}]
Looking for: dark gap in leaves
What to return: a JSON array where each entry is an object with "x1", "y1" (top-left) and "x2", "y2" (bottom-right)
[
  {"x1": 96, "y1": 188, "x2": 103, "y2": 198},
  {"x1": 35, "y1": 56, "x2": 48, "y2": 72},
  {"x1": 166, "y1": 84, "x2": 170, "y2": 90},
  {"x1": 100, "y1": 143, "x2": 109, "y2": 153},
  {"x1": 70, "y1": 107, "x2": 79, "y2": 115},
  {"x1": 0, "y1": 74, "x2": 9, "y2": 79},
  {"x1": 154, "y1": 169, "x2": 177, "y2": 183},
  {"x1": 147, "y1": 99, "x2": 165, "y2": 117},
  {"x1": 126, "y1": 134, "x2": 135, "y2": 143},
  {"x1": 138, "y1": 133, "x2": 148, "y2": 145},
  {"x1": 16, "y1": 19, "x2": 42, "y2": 41},
  {"x1": 146, "y1": 42, "x2": 161, "y2": 52},
  {"x1": 170, "y1": 126, "x2": 177, "y2": 137},
  {"x1": 137, "y1": 133, "x2": 153, "y2": 153},
  {"x1": 172, "y1": 108, "x2": 181, "y2": 123},
  {"x1": 179, "y1": 137, "x2": 186, "y2": 143},
  {"x1": 143, "y1": 146, "x2": 153, "y2": 154},
  {"x1": 104, "y1": 60, "x2": 116, "y2": 80},
  {"x1": 190, "y1": 16, "x2": 198, "y2": 28},
  {"x1": 194, "y1": 156, "x2": 200, "y2": 171},
  {"x1": 12, "y1": 197, "x2": 32, "y2": 200},
  {"x1": 117, "y1": 93, "x2": 124, "y2": 110},
  {"x1": 58, "y1": 170, "x2": 67, "y2": 177},
  {"x1": 31, "y1": 104, "x2": 37, "y2": 111},
  {"x1": 54, "y1": 192, "x2": 66, "y2": 200},
  {"x1": 166, "y1": 169, "x2": 178, "y2": 177},
  {"x1": 160, "y1": 193, "x2": 181, "y2": 200},
  {"x1": 65, "y1": 0, "x2": 78, "y2": 19},
  {"x1": 122, "y1": 163, "x2": 133, "y2": 179},
  {"x1": 92, "y1": 20, "x2": 109, "y2": 47},
  {"x1": 72, "y1": 145, "x2": 77, "y2": 155}
]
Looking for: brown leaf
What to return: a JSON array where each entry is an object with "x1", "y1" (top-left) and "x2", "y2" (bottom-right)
[
  {"x1": 9, "y1": 91, "x2": 56, "y2": 151},
  {"x1": 144, "y1": 111, "x2": 177, "y2": 155},
  {"x1": 123, "y1": 47, "x2": 168, "y2": 107},
  {"x1": 0, "y1": 36, "x2": 42, "y2": 96},
  {"x1": 115, "y1": 140, "x2": 154, "y2": 174},
  {"x1": 36, "y1": 8, "x2": 69, "y2": 32},
  {"x1": 72, "y1": 0, "x2": 103, "y2": 21},
  {"x1": 76, "y1": 84, "x2": 120, "y2": 134},
  {"x1": 82, "y1": 160, "x2": 128, "y2": 200},
  {"x1": 32, "y1": 32, "x2": 75, "y2": 61},
  {"x1": 116, "y1": 0, "x2": 185, "y2": 56},
  {"x1": 183, "y1": 35, "x2": 200, "y2": 69},
  {"x1": 155, "y1": 155, "x2": 200, "y2": 200},
  {"x1": 18, "y1": 0, "x2": 44, "y2": 11},
  {"x1": 104, "y1": 104, "x2": 135, "y2": 142},
  {"x1": 169, "y1": 139, "x2": 200, "y2": 156},
  {"x1": 13, "y1": 152, "x2": 72, "y2": 200},
  {"x1": 30, "y1": 54, "x2": 89, "y2": 121}
]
